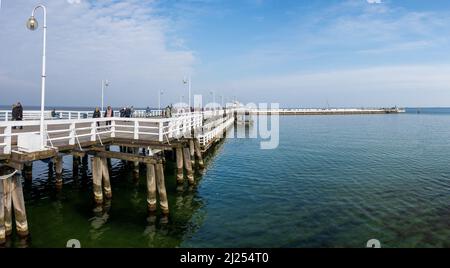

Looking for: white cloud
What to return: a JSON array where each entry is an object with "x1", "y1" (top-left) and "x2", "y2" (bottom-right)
[
  {"x1": 67, "y1": 0, "x2": 81, "y2": 5},
  {"x1": 367, "y1": 0, "x2": 382, "y2": 4},
  {"x1": 0, "y1": 0, "x2": 194, "y2": 107}
]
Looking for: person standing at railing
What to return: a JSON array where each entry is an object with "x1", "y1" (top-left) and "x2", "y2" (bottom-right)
[
  {"x1": 11, "y1": 102, "x2": 23, "y2": 129},
  {"x1": 93, "y1": 107, "x2": 101, "y2": 127},
  {"x1": 146, "y1": 106, "x2": 151, "y2": 118},
  {"x1": 119, "y1": 107, "x2": 125, "y2": 117},
  {"x1": 104, "y1": 106, "x2": 113, "y2": 126}
]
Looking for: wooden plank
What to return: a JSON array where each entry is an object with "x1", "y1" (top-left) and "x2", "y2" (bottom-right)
[
  {"x1": 2, "y1": 161, "x2": 24, "y2": 171},
  {"x1": 10, "y1": 148, "x2": 57, "y2": 162},
  {"x1": 87, "y1": 148, "x2": 158, "y2": 164},
  {"x1": 111, "y1": 137, "x2": 183, "y2": 149}
]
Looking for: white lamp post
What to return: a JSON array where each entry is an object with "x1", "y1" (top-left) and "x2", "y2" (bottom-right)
[
  {"x1": 158, "y1": 89, "x2": 163, "y2": 110},
  {"x1": 26, "y1": 4, "x2": 47, "y2": 149},
  {"x1": 183, "y1": 76, "x2": 191, "y2": 109},
  {"x1": 101, "y1": 79, "x2": 109, "y2": 114}
]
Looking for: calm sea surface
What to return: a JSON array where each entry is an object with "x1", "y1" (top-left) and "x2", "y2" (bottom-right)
[{"x1": 6, "y1": 108, "x2": 450, "y2": 248}]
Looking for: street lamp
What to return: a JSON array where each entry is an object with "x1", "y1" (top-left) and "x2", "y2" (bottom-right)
[
  {"x1": 183, "y1": 76, "x2": 191, "y2": 109},
  {"x1": 101, "y1": 79, "x2": 109, "y2": 114},
  {"x1": 26, "y1": 4, "x2": 47, "y2": 149},
  {"x1": 158, "y1": 89, "x2": 163, "y2": 110}
]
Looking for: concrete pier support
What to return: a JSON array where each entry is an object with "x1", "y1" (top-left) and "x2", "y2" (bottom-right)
[
  {"x1": 194, "y1": 139, "x2": 205, "y2": 169},
  {"x1": 176, "y1": 147, "x2": 184, "y2": 184},
  {"x1": 92, "y1": 157, "x2": 103, "y2": 205},
  {"x1": 155, "y1": 163, "x2": 169, "y2": 215},
  {"x1": 101, "y1": 158, "x2": 112, "y2": 199},
  {"x1": 183, "y1": 147, "x2": 195, "y2": 185},
  {"x1": 189, "y1": 139, "x2": 195, "y2": 167},
  {"x1": 146, "y1": 163, "x2": 157, "y2": 212},
  {"x1": 55, "y1": 156, "x2": 63, "y2": 188}
]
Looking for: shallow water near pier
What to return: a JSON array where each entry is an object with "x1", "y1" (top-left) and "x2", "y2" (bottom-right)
[{"x1": 7, "y1": 108, "x2": 450, "y2": 248}]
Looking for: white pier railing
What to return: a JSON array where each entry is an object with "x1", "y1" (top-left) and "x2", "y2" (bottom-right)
[{"x1": 0, "y1": 112, "x2": 205, "y2": 154}]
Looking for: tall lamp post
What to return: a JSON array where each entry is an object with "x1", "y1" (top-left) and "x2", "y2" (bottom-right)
[
  {"x1": 183, "y1": 76, "x2": 191, "y2": 109},
  {"x1": 26, "y1": 4, "x2": 47, "y2": 149},
  {"x1": 101, "y1": 79, "x2": 109, "y2": 114},
  {"x1": 158, "y1": 89, "x2": 163, "y2": 110}
]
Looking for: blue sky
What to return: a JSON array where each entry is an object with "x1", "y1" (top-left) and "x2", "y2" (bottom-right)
[{"x1": 2, "y1": 0, "x2": 450, "y2": 107}]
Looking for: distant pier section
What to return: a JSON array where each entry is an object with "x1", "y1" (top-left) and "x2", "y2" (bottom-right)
[{"x1": 246, "y1": 107, "x2": 405, "y2": 115}]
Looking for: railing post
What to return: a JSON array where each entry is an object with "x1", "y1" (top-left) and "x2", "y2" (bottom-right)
[
  {"x1": 44, "y1": 122, "x2": 48, "y2": 147},
  {"x1": 78, "y1": 112, "x2": 81, "y2": 120},
  {"x1": 91, "y1": 121, "x2": 96, "y2": 141},
  {"x1": 158, "y1": 121, "x2": 163, "y2": 142},
  {"x1": 69, "y1": 122, "x2": 76, "y2": 145},
  {"x1": 168, "y1": 119, "x2": 173, "y2": 138},
  {"x1": 134, "y1": 120, "x2": 139, "y2": 139},
  {"x1": 111, "y1": 120, "x2": 116, "y2": 138},
  {"x1": 4, "y1": 125, "x2": 11, "y2": 154}
]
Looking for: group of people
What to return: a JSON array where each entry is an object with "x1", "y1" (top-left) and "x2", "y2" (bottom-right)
[
  {"x1": 119, "y1": 106, "x2": 134, "y2": 118},
  {"x1": 93, "y1": 106, "x2": 114, "y2": 127},
  {"x1": 11, "y1": 102, "x2": 23, "y2": 129}
]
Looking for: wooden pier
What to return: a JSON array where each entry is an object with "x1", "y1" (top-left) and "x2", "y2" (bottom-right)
[{"x1": 0, "y1": 108, "x2": 234, "y2": 244}]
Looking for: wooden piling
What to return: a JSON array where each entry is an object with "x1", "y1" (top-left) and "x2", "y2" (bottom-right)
[
  {"x1": 194, "y1": 139, "x2": 205, "y2": 169},
  {"x1": 3, "y1": 178, "x2": 12, "y2": 237},
  {"x1": 23, "y1": 162, "x2": 33, "y2": 181},
  {"x1": 92, "y1": 157, "x2": 103, "y2": 205},
  {"x1": 0, "y1": 180, "x2": 5, "y2": 244},
  {"x1": 146, "y1": 163, "x2": 157, "y2": 212},
  {"x1": 55, "y1": 156, "x2": 63, "y2": 188},
  {"x1": 155, "y1": 163, "x2": 169, "y2": 215},
  {"x1": 82, "y1": 154, "x2": 89, "y2": 165},
  {"x1": 101, "y1": 158, "x2": 112, "y2": 199},
  {"x1": 73, "y1": 156, "x2": 80, "y2": 177},
  {"x1": 176, "y1": 147, "x2": 184, "y2": 184},
  {"x1": 133, "y1": 148, "x2": 139, "y2": 178},
  {"x1": 189, "y1": 139, "x2": 195, "y2": 167},
  {"x1": 183, "y1": 147, "x2": 195, "y2": 185},
  {"x1": 11, "y1": 176, "x2": 29, "y2": 237}
]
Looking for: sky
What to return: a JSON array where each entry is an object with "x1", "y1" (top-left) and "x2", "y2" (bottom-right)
[{"x1": 2, "y1": 0, "x2": 450, "y2": 108}]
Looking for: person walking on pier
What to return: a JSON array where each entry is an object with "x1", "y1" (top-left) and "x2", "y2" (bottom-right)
[
  {"x1": 104, "y1": 106, "x2": 113, "y2": 126},
  {"x1": 93, "y1": 107, "x2": 101, "y2": 127}
]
